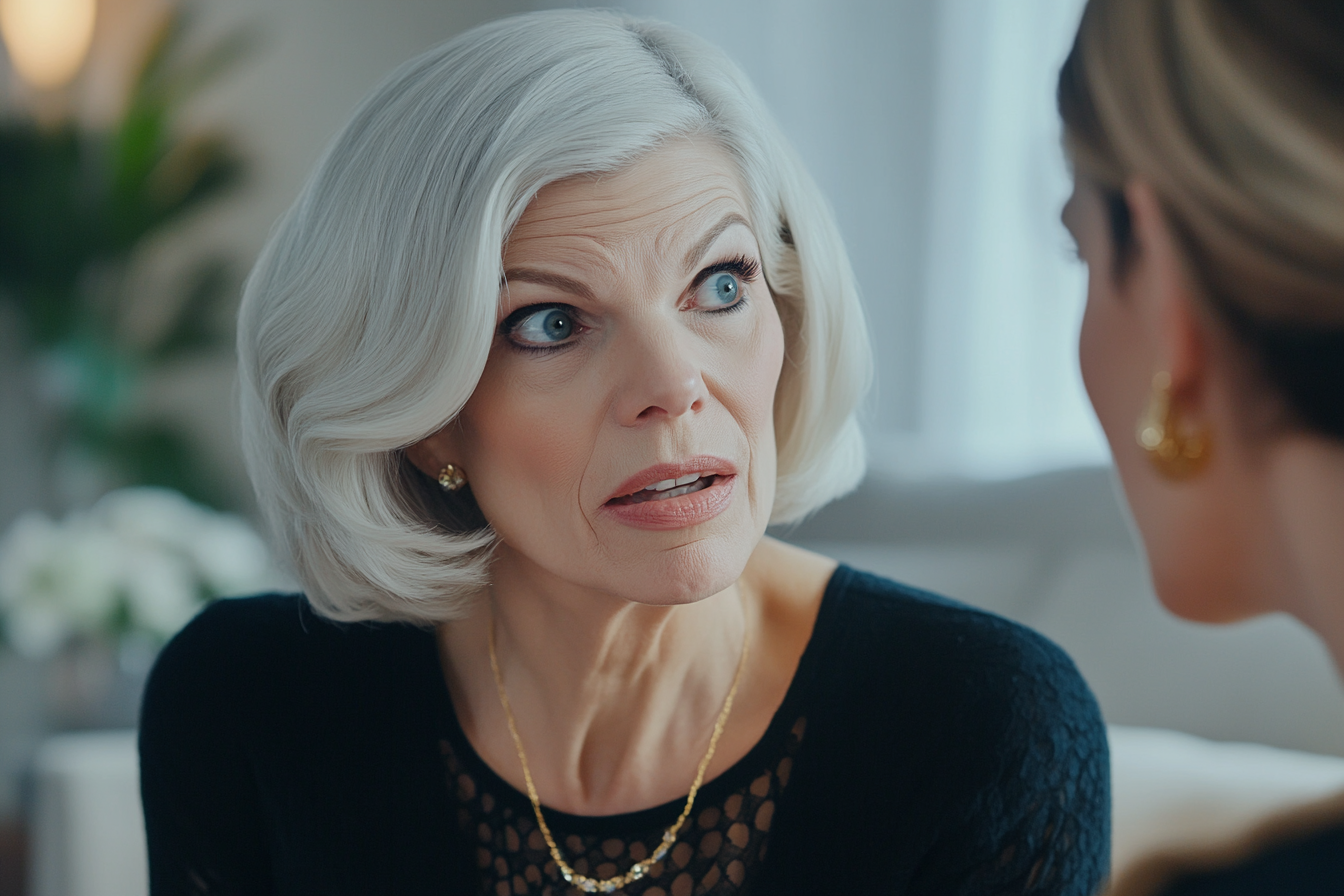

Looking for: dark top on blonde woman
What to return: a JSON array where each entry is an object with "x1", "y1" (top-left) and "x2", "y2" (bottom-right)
[{"x1": 138, "y1": 565, "x2": 1111, "y2": 895}]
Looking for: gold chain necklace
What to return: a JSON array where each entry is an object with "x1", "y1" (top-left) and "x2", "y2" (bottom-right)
[{"x1": 486, "y1": 609, "x2": 749, "y2": 894}]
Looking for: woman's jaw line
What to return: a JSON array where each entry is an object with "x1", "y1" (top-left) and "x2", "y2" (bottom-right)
[
  {"x1": 483, "y1": 545, "x2": 751, "y2": 665},
  {"x1": 486, "y1": 481, "x2": 759, "y2": 615}
]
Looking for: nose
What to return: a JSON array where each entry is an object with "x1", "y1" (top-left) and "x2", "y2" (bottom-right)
[{"x1": 614, "y1": 327, "x2": 705, "y2": 426}]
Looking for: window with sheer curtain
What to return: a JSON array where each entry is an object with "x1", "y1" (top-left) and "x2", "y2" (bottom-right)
[
  {"x1": 915, "y1": 0, "x2": 1102, "y2": 479},
  {"x1": 546, "y1": 0, "x2": 1104, "y2": 479}
]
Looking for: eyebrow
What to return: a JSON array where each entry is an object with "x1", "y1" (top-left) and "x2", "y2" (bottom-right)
[
  {"x1": 500, "y1": 268, "x2": 596, "y2": 302},
  {"x1": 683, "y1": 213, "x2": 752, "y2": 272},
  {"x1": 500, "y1": 212, "x2": 754, "y2": 301}
]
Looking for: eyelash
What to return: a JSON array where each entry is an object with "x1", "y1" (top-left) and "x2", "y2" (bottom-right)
[
  {"x1": 500, "y1": 254, "x2": 762, "y2": 353},
  {"x1": 498, "y1": 303, "x2": 584, "y2": 355},
  {"x1": 692, "y1": 255, "x2": 760, "y2": 314}
]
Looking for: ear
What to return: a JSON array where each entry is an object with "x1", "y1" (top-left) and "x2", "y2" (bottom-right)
[
  {"x1": 1124, "y1": 179, "x2": 1208, "y2": 409},
  {"x1": 404, "y1": 425, "x2": 461, "y2": 480}
]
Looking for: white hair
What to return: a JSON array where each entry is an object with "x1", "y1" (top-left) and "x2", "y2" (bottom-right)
[{"x1": 238, "y1": 9, "x2": 872, "y2": 623}]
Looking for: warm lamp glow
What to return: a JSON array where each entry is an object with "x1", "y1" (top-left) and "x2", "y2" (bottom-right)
[{"x1": 0, "y1": 0, "x2": 97, "y2": 89}]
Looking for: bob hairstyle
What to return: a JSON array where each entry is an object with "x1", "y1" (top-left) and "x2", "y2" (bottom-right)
[
  {"x1": 1058, "y1": 0, "x2": 1344, "y2": 439},
  {"x1": 238, "y1": 9, "x2": 872, "y2": 623}
]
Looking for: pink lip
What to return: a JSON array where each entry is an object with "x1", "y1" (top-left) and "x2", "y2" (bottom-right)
[{"x1": 601, "y1": 456, "x2": 738, "y2": 531}]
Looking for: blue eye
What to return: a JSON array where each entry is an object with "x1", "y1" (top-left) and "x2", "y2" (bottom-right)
[
  {"x1": 508, "y1": 306, "x2": 577, "y2": 346},
  {"x1": 697, "y1": 271, "x2": 742, "y2": 309}
]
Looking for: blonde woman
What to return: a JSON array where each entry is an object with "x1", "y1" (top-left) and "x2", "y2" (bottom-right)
[
  {"x1": 1059, "y1": 0, "x2": 1344, "y2": 892},
  {"x1": 140, "y1": 10, "x2": 1109, "y2": 894}
]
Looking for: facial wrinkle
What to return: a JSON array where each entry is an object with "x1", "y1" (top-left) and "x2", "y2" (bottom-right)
[
  {"x1": 681, "y1": 212, "x2": 752, "y2": 273},
  {"x1": 577, "y1": 416, "x2": 605, "y2": 556}
]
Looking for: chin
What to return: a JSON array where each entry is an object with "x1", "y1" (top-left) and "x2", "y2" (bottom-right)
[{"x1": 615, "y1": 536, "x2": 753, "y2": 607}]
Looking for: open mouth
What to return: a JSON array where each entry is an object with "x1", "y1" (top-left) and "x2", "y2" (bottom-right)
[{"x1": 606, "y1": 473, "x2": 719, "y2": 506}]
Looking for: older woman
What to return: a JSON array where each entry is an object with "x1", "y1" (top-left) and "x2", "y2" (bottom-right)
[
  {"x1": 140, "y1": 10, "x2": 1108, "y2": 895},
  {"x1": 1059, "y1": 0, "x2": 1344, "y2": 892}
]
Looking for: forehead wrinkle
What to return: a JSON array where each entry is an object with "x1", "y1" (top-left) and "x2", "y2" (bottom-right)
[
  {"x1": 503, "y1": 232, "x2": 632, "y2": 298},
  {"x1": 503, "y1": 147, "x2": 753, "y2": 298},
  {"x1": 508, "y1": 211, "x2": 750, "y2": 299},
  {"x1": 521, "y1": 179, "x2": 742, "y2": 241},
  {"x1": 645, "y1": 185, "x2": 747, "y2": 263}
]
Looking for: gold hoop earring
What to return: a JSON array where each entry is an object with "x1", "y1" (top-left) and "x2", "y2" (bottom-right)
[
  {"x1": 1136, "y1": 371, "x2": 1211, "y2": 480},
  {"x1": 436, "y1": 463, "x2": 467, "y2": 492}
]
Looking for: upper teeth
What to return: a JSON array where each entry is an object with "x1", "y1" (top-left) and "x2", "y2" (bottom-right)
[{"x1": 644, "y1": 472, "x2": 705, "y2": 492}]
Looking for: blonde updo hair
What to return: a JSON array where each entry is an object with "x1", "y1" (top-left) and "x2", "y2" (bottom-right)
[
  {"x1": 237, "y1": 10, "x2": 871, "y2": 623},
  {"x1": 1058, "y1": 0, "x2": 1344, "y2": 437}
]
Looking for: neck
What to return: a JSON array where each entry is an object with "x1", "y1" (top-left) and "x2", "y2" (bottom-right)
[
  {"x1": 438, "y1": 544, "x2": 752, "y2": 815},
  {"x1": 1264, "y1": 434, "x2": 1344, "y2": 674},
  {"x1": 492, "y1": 549, "x2": 748, "y2": 703}
]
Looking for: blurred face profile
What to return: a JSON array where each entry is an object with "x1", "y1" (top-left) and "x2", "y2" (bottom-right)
[
  {"x1": 1064, "y1": 180, "x2": 1151, "y2": 505},
  {"x1": 1065, "y1": 180, "x2": 1177, "y2": 610},
  {"x1": 1064, "y1": 176, "x2": 1255, "y2": 623},
  {"x1": 428, "y1": 137, "x2": 785, "y2": 605}
]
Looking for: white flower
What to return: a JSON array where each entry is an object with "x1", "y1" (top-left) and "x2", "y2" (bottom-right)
[
  {"x1": 0, "y1": 487, "x2": 281, "y2": 655},
  {"x1": 188, "y1": 515, "x2": 274, "y2": 596},
  {"x1": 0, "y1": 511, "x2": 122, "y2": 656},
  {"x1": 5, "y1": 604, "x2": 69, "y2": 659},
  {"x1": 0, "y1": 512, "x2": 60, "y2": 608},
  {"x1": 0, "y1": 514, "x2": 74, "y2": 657},
  {"x1": 96, "y1": 487, "x2": 278, "y2": 596},
  {"x1": 122, "y1": 545, "x2": 200, "y2": 638},
  {"x1": 57, "y1": 521, "x2": 124, "y2": 625},
  {"x1": 95, "y1": 487, "x2": 212, "y2": 554}
]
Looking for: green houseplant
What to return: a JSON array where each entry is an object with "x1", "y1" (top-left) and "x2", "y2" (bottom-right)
[{"x1": 0, "y1": 7, "x2": 250, "y2": 510}]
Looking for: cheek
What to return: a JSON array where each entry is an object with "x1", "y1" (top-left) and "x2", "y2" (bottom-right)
[
  {"x1": 734, "y1": 298, "x2": 786, "y2": 516},
  {"x1": 1078, "y1": 270, "x2": 1154, "y2": 524},
  {"x1": 1078, "y1": 270, "x2": 1135, "y2": 453},
  {"x1": 752, "y1": 300, "x2": 786, "y2": 419},
  {"x1": 1079, "y1": 271, "x2": 1156, "y2": 513},
  {"x1": 452, "y1": 359, "x2": 597, "y2": 540},
  {"x1": 1078, "y1": 279, "x2": 1109, "y2": 429},
  {"x1": 740, "y1": 299, "x2": 785, "y2": 447}
]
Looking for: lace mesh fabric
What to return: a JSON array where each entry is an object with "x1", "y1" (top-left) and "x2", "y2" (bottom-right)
[
  {"x1": 442, "y1": 716, "x2": 807, "y2": 896},
  {"x1": 928, "y1": 634, "x2": 1113, "y2": 896}
]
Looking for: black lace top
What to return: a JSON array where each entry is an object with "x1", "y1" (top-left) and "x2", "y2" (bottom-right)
[
  {"x1": 444, "y1": 712, "x2": 806, "y2": 896},
  {"x1": 140, "y1": 566, "x2": 1111, "y2": 895}
]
